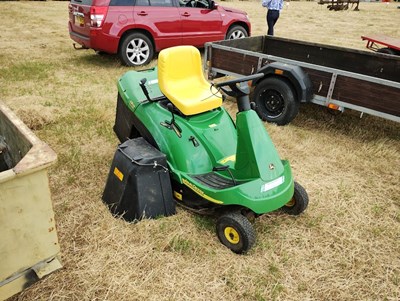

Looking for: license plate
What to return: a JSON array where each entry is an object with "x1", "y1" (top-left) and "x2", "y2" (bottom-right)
[{"x1": 74, "y1": 14, "x2": 84, "y2": 26}]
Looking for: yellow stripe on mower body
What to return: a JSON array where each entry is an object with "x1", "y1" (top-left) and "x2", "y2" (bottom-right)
[
  {"x1": 219, "y1": 154, "x2": 236, "y2": 165},
  {"x1": 182, "y1": 178, "x2": 223, "y2": 204}
]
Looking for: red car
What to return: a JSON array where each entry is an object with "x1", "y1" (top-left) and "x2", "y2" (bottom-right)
[{"x1": 68, "y1": 0, "x2": 251, "y2": 66}]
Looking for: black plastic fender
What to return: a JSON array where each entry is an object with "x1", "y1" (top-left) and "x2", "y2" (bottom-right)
[{"x1": 253, "y1": 62, "x2": 313, "y2": 103}]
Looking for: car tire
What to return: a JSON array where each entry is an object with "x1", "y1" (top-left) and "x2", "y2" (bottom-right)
[
  {"x1": 225, "y1": 25, "x2": 248, "y2": 40},
  {"x1": 119, "y1": 32, "x2": 154, "y2": 66}
]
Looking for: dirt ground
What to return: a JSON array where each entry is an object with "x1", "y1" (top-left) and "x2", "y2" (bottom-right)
[{"x1": 0, "y1": 1, "x2": 399, "y2": 300}]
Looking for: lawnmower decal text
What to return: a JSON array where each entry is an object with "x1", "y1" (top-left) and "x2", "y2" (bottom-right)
[
  {"x1": 182, "y1": 178, "x2": 223, "y2": 204},
  {"x1": 219, "y1": 155, "x2": 236, "y2": 164},
  {"x1": 261, "y1": 176, "x2": 284, "y2": 193},
  {"x1": 113, "y1": 167, "x2": 124, "y2": 181}
]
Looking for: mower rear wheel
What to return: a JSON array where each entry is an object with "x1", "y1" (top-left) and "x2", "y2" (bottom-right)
[
  {"x1": 281, "y1": 181, "x2": 309, "y2": 215},
  {"x1": 216, "y1": 212, "x2": 255, "y2": 254}
]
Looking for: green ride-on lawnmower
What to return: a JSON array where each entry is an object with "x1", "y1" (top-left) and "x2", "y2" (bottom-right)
[{"x1": 112, "y1": 45, "x2": 309, "y2": 254}]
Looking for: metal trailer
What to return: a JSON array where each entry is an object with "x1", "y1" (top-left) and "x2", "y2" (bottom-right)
[
  {"x1": 361, "y1": 34, "x2": 400, "y2": 56},
  {"x1": 204, "y1": 35, "x2": 400, "y2": 125}
]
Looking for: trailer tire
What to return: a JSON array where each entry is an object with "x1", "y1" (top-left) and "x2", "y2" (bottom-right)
[{"x1": 253, "y1": 77, "x2": 299, "y2": 125}]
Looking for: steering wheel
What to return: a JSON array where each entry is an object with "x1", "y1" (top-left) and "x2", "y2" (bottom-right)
[
  {"x1": 212, "y1": 73, "x2": 263, "y2": 98},
  {"x1": 196, "y1": 0, "x2": 209, "y2": 7},
  {"x1": 214, "y1": 73, "x2": 263, "y2": 89},
  {"x1": 185, "y1": 0, "x2": 195, "y2": 7},
  {"x1": 213, "y1": 73, "x2": 264, "y2": 111},
  {"x1": 185, "y1": 0, "x2": 209, "y2": 8}
]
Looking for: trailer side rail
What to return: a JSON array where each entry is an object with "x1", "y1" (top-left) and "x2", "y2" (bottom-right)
[
  {"x1": 206, "y1": 43, "x2": 399, "y2": 89},
  {"x1": 205, "y1": 42, "x2": 400, "y2": 123}
]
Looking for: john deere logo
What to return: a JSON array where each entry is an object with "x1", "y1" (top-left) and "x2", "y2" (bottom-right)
[{"x1": 269, "y1": 163, "x2": 275, "y2": 170}]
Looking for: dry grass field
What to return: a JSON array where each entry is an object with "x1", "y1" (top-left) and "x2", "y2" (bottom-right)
[{"x1": 1, "y1": 1, "x2": 399, "y2": 300}]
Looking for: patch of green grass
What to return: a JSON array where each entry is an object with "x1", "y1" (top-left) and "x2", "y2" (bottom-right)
[
  {"x1": 391, "y1": 270, "x2": 400, "y2": 286},
  {"x1": 306, "y1": 215, "x2": 324, "y2": 228},
  {"x1": 271, "y1": 282, "x2": 285, "y2": 300},
  {"x1": 76, "y1": 52, "x2": 122, "y2": 69},
  {"x1": 193, "y1": 215, "x2": 214, "y2": 232},
  {"x1": 168, "y1": 235, "x2": 194, "y2": 254},
  {"x1": 0, "y1": 61, "x2": 54, "y2": 82},
  {"x1": 372, "y1": 204, "x2": 385, "y2": 217}
]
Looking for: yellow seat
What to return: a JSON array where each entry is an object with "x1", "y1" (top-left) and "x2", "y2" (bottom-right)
[{"x1": 158, "y1": 46, "x2": 222, "y2": 116}]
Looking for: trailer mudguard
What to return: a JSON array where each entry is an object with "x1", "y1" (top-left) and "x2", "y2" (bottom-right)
[{"x1": 255, "y1": 62, "x2": 313, "y2": 103}]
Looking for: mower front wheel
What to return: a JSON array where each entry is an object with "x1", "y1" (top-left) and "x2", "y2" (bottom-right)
[
  {"x1": 281, "y1": 181, "x2": 309, "y2": 215},
  {"x1": 216, "y1": 211, "x2": 255, "y2": 254}
]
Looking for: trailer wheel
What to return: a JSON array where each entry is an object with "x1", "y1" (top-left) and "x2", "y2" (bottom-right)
[
  {"x1": 216, "y1": 211, "x2": 255, "y2": 254},
  {"x1": 253, "y1": 77, "x2": 299, "y2": 125},
  {"x1": 377, "y1": 47, "x2": 397, "y2": 55},
  {"x1": 281, "y1": 182, "x2": 309, "y2": 215}
]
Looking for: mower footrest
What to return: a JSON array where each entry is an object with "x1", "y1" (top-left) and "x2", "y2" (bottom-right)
[{"x1": 191, "y1": 172, "x2": 241, "y2": 190}]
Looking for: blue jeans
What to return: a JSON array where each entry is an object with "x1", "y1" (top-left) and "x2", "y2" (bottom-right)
[{"x1": 267, "y1": 9, "x2": 280, "y2": 36}]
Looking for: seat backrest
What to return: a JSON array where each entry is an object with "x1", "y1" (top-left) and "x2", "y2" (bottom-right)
[{"x1": 158, "y1": 46, "x2": 222, "y2": 116}]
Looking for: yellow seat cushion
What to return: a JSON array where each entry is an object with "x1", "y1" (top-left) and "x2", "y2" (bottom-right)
[{"x1": 158, "y1": 46, "x2": 222, "y2": 116}]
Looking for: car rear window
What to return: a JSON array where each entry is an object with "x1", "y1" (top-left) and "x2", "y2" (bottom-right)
[{"x1": 70, "y1": 0, "x2": 93, "y2": 5}]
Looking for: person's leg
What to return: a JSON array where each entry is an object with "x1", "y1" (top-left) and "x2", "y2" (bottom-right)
[{"x1": 267, "y1": 10, "x2": 279, "y2": 35}]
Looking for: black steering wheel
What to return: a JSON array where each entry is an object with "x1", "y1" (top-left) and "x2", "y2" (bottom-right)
[
  {"x1": 214, "y1": 73, "x2": 263, "y2": 89},
  {"x1": 213, "y1": 73, "x2": 264, "y2": 112},
  {"x1": 213, "y1": 73, "x2": 264, "y2": 97},
  {"x1": 185, "y1": 0, "x2": 209, "y2": 8}
]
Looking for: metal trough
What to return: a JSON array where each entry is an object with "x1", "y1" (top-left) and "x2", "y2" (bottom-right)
[{"x1": 0, "y1": 102, "x2": 61, "y2": 300}]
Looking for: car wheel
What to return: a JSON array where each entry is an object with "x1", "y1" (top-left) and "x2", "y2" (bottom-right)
[
  {"x1": 216, "y1": 211, "x2": 255, "y2": 254},
  {"x1": 225, "y1": 25, "x2": 248, "y2": 40},
  {"x1": 253, "y1": 77, "x2": 299, "y2": 125},
  {"x1": 119, "y1": 32, "x2": 154, "y2": 66}
]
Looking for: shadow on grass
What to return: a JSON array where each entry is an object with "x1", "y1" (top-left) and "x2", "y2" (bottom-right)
[
  {"x1": 73, "y1": 51, "x2": 123, "y2": 69},
  {"x1": 291, "y1": 102, "x2": 400, "y2": 142},
  {"x1": 192, "y1": 214, "x2": 215, "y2": 233},
  {"x1": 73, "y1": 50, "x2": 159, "y2": 71}
]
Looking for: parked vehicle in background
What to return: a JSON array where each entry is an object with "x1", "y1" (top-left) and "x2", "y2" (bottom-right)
[
  {"x1": 361, "y1": 34, "x2": 400, "y2": 56},
  {"x1": 68, "y1": 0, "x2": 251, "y2": 66}
]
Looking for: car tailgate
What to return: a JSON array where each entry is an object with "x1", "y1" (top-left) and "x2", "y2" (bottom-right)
[{"x1": 68, "y1": 0, "x2": 93, "y2": 38}]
